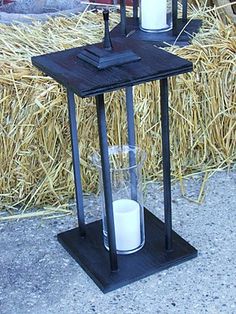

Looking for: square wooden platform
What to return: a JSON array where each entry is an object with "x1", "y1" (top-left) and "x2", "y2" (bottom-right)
[{"x1": 58, "y1": 208, "x2": 197, "y2": 293}]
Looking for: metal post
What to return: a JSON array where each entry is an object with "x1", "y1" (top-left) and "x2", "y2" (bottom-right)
[
  {"x1": 96, "y1": 94, "x2": 118, "y2": 272},
  {"x1": 182, "y1": 0, "x2": 188, "y2": 22},
  {"x1": 172, "y1": 0, "x2": 178, "y2": 36},
  {"x1": 120, "y1": 0, "x2": 127, "y2": 36},
  {"x1": 160, "y1": 79, "x2": 173, "y2": 251},
  {"x1": 126, "y1": 87, "x2": 137, "y2": 201},
  {"x1": 133, "y1": 0, "x2": 138, "y2": 21},
  {"x1": 67, "y1": 89, "x2": 86, "y2": 237}
]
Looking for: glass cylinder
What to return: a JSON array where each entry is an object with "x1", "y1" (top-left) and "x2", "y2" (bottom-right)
[
  {"x1": 139, "y1": 0, "x2": 172, "y2": 33},
  {"x1": 92, "y1": 145, "x2": 146, "y2": 255}
]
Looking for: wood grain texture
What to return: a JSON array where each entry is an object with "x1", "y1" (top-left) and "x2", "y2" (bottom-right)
[
  {"x1": 111, "y1": 18, "x2": 202, "y2": 47},
  {"x1": 32, "y1": 38, "x2": 192, "y2": 98},
  {"x1": 57, "y1": 208, "x2": 197, "y2": 293}
]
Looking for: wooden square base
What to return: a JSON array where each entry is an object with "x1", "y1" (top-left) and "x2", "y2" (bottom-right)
[
  {"x1": 57, "y1": 208, "x2": 197, "y2": 293},
  {"x1": 110, "y1": 18, "x2": 202, "y2": 47}
]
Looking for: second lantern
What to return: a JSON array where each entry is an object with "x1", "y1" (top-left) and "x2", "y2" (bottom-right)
[{"x1": 140, "y1": 0, "x2": 172, "y2": 33}]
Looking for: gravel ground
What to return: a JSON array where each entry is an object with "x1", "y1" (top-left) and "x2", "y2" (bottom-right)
[
  {"x1": 0, "y1": 170, "x2": 236, "y2": 314},
  {"x1": 0, "y1": 0, "x2": 86, "y2": 24},
  {"x1": 0, "y1": 0, "x2": 82, "y2": 14}
]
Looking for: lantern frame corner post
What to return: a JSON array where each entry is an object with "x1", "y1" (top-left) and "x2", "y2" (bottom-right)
[
  {"x1": 95, "y1": 94, "x2": 118, "y2": 272},
  {"x1": 182, "y1": 0, "x2": 188, "y2": 22},
  {"x1": 159, "y1": 79, "x2": 173, "y2": 251},
  {"x1": 66, "y1": 89, "x2": 86, "y2": 237},
  {"x1": 172, "y1": 0, "x2": 178, "y2": 36},
  {"x1": 125, "y1": 87, "x2": 135, "y2": 147},
  {"x1": 133, "y1": 0, "x2": 139, "y2": 21},
  {"x1": 120, "y1": 0, "x2": 127, "y2": 36}
]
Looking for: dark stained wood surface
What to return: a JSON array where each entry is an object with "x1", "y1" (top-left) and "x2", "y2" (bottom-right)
[
  {"x1": 57, "y1": 208, "x2": 197, "y2": 293},
  {"x1": 111, "y1": 18, "x2": 202, "y2": 47},
  {"x1": 32, "y1": 38, "x2": 192, "y2": 98}
]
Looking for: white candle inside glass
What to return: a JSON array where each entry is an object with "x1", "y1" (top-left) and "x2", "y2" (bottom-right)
[
  {"x1": 113, "y1": 199, "x2": 141, "y2": 251},
  {"x1": 140, "y1": 0, "x2": 167, "y2": 31}
]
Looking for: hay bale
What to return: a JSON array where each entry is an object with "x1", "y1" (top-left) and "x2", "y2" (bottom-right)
[
  {"x1": 214, "y1": 0, "x2": 236, "y2": 24},
  {"x1": 0, "y1": 6, "x2": 235, "y2": 213}
]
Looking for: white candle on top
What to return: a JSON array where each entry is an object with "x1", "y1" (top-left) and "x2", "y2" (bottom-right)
[
  {"x1": 140, "y1": 0, "x2": 167, "y2": 31},
  {"x1": 113, "y1": 199, "x2": 141, "y2": 251}
]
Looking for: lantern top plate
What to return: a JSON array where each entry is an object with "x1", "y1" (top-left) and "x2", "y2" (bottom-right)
[{"x1": 32, "y1": 38, "x2": 192, "y2": 98}]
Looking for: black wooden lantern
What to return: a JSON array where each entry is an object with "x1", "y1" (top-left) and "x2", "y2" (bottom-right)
[
  {"x1": 31, "y1": 11, "x2": 197, "y2": 293},
  {"x1": 110, "y1": 0, "x2": 202, "y2": 46}
]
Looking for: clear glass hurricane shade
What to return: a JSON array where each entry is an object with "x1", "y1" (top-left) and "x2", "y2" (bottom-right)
[
  {"x1": 139, "y1": 0, "x2": 172, "y2": 33},
  {"x1": 92, "y1": 145, "x2": 146, "y2": 255}
]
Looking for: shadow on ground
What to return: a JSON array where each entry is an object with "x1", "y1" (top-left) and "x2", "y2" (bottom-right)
[{"x1": 0, "y1": 171, "x2": 236, "y2": 314}]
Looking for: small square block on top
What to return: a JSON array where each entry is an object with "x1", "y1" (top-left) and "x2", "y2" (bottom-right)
[{"x1": 32, "y1": 38, "x2": 192, "y2": 98}]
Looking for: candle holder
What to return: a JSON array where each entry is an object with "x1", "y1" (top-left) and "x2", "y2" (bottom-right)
[
  {"x1": 92, "y1": 145, "x2": 146, "y2": 255},
  {"x1": 31, "y1": 10, "x2": 197, "y2": 293},
  {"x1": 140, "y1": 0, "x2": 173, "y2": 33},
  {"x1": 110, "y1": 0, "x2": 202, "y2": 47}
]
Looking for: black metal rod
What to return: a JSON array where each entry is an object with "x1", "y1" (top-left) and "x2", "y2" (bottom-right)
[
  {"x1": 126, "y1": 87, "x2": 137, "y2": 201},
  {"x1": 96, "y1": 94, "x2": 118, "y2": 272},
  {"x1": 103, "y1": 9, "x2": 113, "y2": 51},
  {"x1": 120, "y1": 0, "x2": 127, "y2": 36},
  {"x1": 126, "y1": 87, "x2": 135, "y2": 146},
  {"x1": 172, "y1": 0, "x2": 178, "y2": 36},
  {"x1": 133, "y1": 0, "x2": 138, "y2": 20},
  {"x1": 160, "y1": 79, "x2": 173, "y2": 251},
  {"x1": 67, "y1": 89, "x2": 86, "y2": 237},
  {"x1": 182, "y1": 0, "x2": 188, "y2": 22}
]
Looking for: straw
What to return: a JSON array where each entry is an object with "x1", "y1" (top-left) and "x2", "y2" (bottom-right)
[{"x1": 0, "y1": 4, "x2": 235, "y2": 219}]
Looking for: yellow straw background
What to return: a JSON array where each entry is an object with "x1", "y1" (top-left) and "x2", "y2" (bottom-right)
[{"x1": 0, "y1": 4, "x2": 235, "y2": 219}]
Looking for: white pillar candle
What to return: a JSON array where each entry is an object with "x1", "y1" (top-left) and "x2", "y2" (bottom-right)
[
  {"x1": 113, "y1": 199, "x2": 141, "y2": 251},
  {"x1": 140, "y1": 0, "x2": 167, "y2": 31}
]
